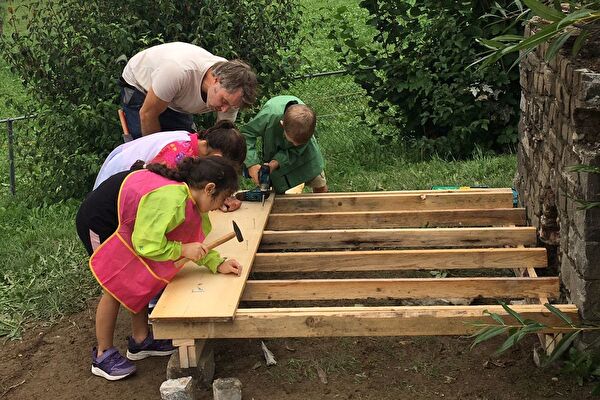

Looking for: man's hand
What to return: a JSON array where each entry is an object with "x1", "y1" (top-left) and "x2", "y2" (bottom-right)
[
  {"x1": 217, "y1": 259, "x2": 243, "y2": 276},
  {"x1": 248, "y1": 164, "x2": 261, "y2": 186},
  {"x1": 220, "y1": 196, "x2": 242, "y2": 212},
  {"x1": 181, "y1": 242, "x2": 209, "y2": 261},
  {"x1": 140, "y1": 87, "x2": 169, "y2": 135}
]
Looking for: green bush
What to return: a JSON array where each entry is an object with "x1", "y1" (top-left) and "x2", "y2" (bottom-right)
[
  {"x1": 1, "y1": 0, "x2": 302, "y2": 201},
  {"x1": 330, "y1": 0, "x2": 521, "y2": 157}
]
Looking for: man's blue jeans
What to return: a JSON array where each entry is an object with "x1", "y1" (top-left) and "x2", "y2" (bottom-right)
[{"x1": 120, "y1": 86, "x2": 195, "y2": 139}]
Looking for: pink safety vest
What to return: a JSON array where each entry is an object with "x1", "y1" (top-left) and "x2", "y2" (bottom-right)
[{"x1": 89, "y1": 169, "x2": 205, "y2": 313}]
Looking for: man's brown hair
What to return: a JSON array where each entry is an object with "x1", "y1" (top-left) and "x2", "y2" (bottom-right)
[
  {"x1": 212, "y1": 60, "x2": 258, "y2": 109},
  {"x1": 282, "y1": 104, "x2": 316, "y2": 145}
]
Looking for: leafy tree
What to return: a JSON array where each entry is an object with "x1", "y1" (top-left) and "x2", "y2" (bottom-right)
[
  {"x1": 1, "y1": 0, "x2": 302, "y2": 201},
  {"x1": 330, "y1": 0, "x2": 522, "y2": 158}
]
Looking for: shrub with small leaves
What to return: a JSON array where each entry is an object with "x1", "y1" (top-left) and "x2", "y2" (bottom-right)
[
  {"x1": 330, "y1": 0, "x2": 521, "y2": 157},
  {"x1": 1, "y1": 0, "x2": 302, "y2": 201}
]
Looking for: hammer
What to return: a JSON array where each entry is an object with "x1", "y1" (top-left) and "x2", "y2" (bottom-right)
[{"x1": 204, "y1": 220, "x2": 244, "y2": 250}]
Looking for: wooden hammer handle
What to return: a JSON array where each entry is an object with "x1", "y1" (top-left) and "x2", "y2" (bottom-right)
[
  {"x1": 118, "y1": 109, "x2": 129, "y2": 135},
  {"x1": 204, "y1": 231, "x2": 236, "y2": 250},
  {"x1": 118, "y1": 109, "x2": 134, "y2": 142}
]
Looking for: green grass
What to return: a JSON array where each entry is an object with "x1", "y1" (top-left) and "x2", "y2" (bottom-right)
[
  {"x1": 0, "y1": 196, "x2": 94, "y2": 339},
  {"x1": 0, "y1": 0, "x2": 517, "y2": 339}
]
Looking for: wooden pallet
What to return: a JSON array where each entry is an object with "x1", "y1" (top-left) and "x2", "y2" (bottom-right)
[{"x1": 150, "y1": 188, "x2": 578, "y2": 368}]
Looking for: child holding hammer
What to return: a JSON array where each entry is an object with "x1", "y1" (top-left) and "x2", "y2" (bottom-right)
[{"x1": 76, "y1": 156, "x2": 242, "y2": 381}]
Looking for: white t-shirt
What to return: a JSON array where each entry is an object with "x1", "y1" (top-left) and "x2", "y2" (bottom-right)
[
  {"x1": 122, "y1": 42, "x2": 237, "y2": 121},
  {"x1": 93, "y1": 130, "x2": 191, "y2": 189}
]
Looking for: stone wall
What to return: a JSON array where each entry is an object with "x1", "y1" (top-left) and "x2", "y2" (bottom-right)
[{"x1": 516, "y1": 28, "x2": 600, "y2": 324}]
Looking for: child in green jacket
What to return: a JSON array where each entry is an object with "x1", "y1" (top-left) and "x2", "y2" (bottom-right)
[{"x1": 241, "y1": 95, "x2": 327, "y2": 194}]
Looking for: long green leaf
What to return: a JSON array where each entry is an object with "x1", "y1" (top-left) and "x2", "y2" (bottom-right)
[
  {"x1": 572, "y1": 30, "x2": 590, "y2": 56},
  {"x1": 477, "y1": 38, "x2": 504, "y2": 50},
  {"x1": 546, "y1": 31, "x2": 572, "y2": 60},
  {"x1": 492, "y1": 34, "x2": 527, "y2": 42},
  {"x1": 501, "y1": 302, "x2": 525, "y2": 325},
  {"x1": 544, "y1": 331, "x2": 581, "y2": 365},
  {"x1": 557, "y1": 9, "x2": 594, "y2": 29},
  {"x1": 495, "y1": 330, "x2": 525, "y2": 354},
  {"x1": 510, "y1": 20, "x2": 562, "y2": 52},
  {"x1": 484, "y1": 310, "x2": 507, "y2": 325},
  {"x1": 471, "y1": 326, "x2": 510, "y2": 348},
  {"x1": 568, "y1": 164, "x2": 600, "y2": 173},
  {"x1": 545, "y1": 303, "x2": 575, "y2": 328},
  {"x1": 523, "y1": 0, "x2": 565, "y2": 21}
]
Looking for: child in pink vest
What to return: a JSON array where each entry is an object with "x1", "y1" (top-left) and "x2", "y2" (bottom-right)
[{"x1": 76, "y1": 156, "x2": 241, "y2": 381}]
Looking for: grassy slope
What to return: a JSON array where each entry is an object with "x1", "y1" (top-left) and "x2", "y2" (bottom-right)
[{"x1": 0, "y1": 0, "x2": 516, "y2": 339}]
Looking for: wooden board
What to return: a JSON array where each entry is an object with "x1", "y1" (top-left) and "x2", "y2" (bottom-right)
[
  {"x1": 150, "y1": 195, "x2": 274, "y2": 322},
  {"x1": 241, "y1": 277, "x2": 559, "y2": 301},
  {"x1": 272, "y1": 190, "x2": 514, "y2": 213},
  {"x1": 252, "y1": 248, "x2": 547, "y2": 272},
  {"x1": 279, "y1": 188, "x2": 511, "y2": 198},
  {"x1": 152, "y1": 304, "x2": 579, "y2": 339},
  {"x1": 259, "y1": 227, "x2": 537, "y2": 251},
  {"x1": 266, "y1": 208, "x2": 526, "y2": 230}
]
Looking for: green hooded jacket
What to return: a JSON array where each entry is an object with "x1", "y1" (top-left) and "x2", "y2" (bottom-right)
[{"x1": 241, "y1": 95, "x2": 324, "y2": 193}]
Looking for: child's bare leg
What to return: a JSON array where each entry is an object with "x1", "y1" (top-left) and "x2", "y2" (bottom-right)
[
  {"x1": 131, "y1": 306, "x2": 149, "y2": 343},
  {"x1": 96, "y1": 291, "x2": 121, "y2": 356}
]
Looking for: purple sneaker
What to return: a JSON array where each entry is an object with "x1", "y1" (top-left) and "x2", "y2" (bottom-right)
[
  {"x1": 126, "y1": 332, "x2": 176, "y2": 360},
  {"x1": 91, "y1": 347, "x2": 136, "y2": 381}
]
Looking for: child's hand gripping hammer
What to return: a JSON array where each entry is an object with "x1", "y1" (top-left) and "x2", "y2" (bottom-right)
[{"x1": 204, "y1": 220, "x2": 244, "y2": 250}]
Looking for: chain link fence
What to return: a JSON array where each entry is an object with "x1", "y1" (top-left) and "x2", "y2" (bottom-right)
[{"x1": 0, "y1": 69, "x2": 382, "y2": 195}]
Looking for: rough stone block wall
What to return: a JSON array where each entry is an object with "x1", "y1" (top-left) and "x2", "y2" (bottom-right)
[{"x1": 515, "y1": 26, "x2": 600, "y2": 323}]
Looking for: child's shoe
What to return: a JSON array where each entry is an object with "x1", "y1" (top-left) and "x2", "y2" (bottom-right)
[
  {"x1": 126, "y1": 332, "x2": 176, "y2": 360},
  {"x1": 91, "y1": 347, "x2": 136, "y2": 381}
]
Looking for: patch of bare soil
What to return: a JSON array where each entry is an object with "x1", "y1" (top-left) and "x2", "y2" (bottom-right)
[{"x1": 0, "y1": 299, "x2": 596, "y2": 400}]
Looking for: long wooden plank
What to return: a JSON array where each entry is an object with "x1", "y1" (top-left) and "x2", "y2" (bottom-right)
[
  {"x1": 252, "y1": 248, "x2": 547, "y2": 272},
  {"x1": 241, "y1": 277, "x2": 559, "y2": 301},
  {"x1": 280, "y1": 188, "x2": 511, "y2": 198},
  {"x1": 272, "y1": 191, "x2": 513, "y2": 213},
  {"x1": 152, "y1": 304, "x2": 579, "y2": 339},
  {"x1": 259, "y1": 227, "x2": 537, "y2": 251},
  {"x1": 150, "y1": 195, "x2": 274, "y2": 322},
  {"x1": 266, "y1": 208, "x2": 525, "y2": 230}
]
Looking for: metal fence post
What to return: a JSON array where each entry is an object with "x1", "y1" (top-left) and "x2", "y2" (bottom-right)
[{"x1": 7, "y1": 119, "x2": 15, "y2": 195}]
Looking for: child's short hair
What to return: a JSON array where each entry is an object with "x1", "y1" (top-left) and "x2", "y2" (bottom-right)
[
  {"x1": 282, "y1": 104, "x2": 316, "y2": 145},
  {"x1": 202, "y1": 121, "x2": 247, "y2": 167}
]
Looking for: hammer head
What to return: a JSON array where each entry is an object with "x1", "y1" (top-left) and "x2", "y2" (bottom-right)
[{"x1": 232, "y1": 220, "x2": 244, "y2": 242}]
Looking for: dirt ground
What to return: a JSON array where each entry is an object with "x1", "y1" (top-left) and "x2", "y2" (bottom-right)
[{"x1": 0, "y1": 299, "x2": 596, "y2": 400}]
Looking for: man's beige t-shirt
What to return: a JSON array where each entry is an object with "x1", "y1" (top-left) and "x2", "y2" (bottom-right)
[{"x1": 122, "y1": 42, "x2": 237, "y2": 121}]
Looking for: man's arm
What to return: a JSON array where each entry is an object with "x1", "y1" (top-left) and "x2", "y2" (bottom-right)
[{"x1": 140, "y1": 87, "x2": 169, "y2": 136}]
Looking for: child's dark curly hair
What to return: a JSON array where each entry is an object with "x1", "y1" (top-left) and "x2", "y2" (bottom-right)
[
  {"x1": 146, "y1": 156, "x2": 239, "y2": 198},
  {"x1": 201, "y1": 120, "x2": 247, "y2": 167}
]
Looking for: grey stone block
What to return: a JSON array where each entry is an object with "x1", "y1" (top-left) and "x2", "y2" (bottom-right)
[
  {"x1": 167, "y1": 346, "x2": 215, "y2": 387},
  {"x1": 213, "y1": 378, "x2": 242, "y2": 400},
  {"x1": 160, "y1": 377, "x2": 195, "y2": 400},
  {"x1": 573, "y1": 240, "x2": 600, "y2": 280},
  {"x1": 578, "y1": 280, "x2": 600, "y2": 321},
  {"x1": 580, "y1": 73, "x2": 600, "y2": 106}
]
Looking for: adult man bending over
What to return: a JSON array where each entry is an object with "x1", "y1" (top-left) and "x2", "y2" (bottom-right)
[{"x1": 120, "y1": 42, "x2": 257, "y2": 139}]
